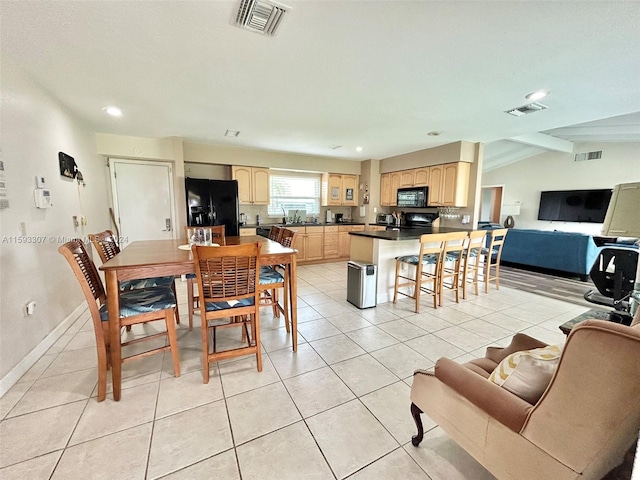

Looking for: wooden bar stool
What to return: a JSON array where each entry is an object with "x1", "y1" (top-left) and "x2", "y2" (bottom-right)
[
  {"x1": 438, "y1": 231, "x2": 468, "y2": 306},
  {"x1": 480, "y1": 228, "x2": 509, "y2": 293},
  {"x1": 393, "y1": 233, "x2": 449, "y2": 313},
  {"x1": 460, "y1": 230, "x2": 487, "y2": 299}
]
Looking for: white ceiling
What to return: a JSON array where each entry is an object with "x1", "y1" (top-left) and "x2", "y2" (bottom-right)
[{"x1": 2, "y1": 1, "x2": 640, "y2": 169}]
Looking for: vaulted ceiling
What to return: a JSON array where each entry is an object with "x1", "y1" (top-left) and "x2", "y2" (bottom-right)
[{"x1": 2, "y1": 1, "x2": 639, "y2": 170}]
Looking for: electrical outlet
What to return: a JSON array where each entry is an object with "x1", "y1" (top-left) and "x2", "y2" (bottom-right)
[{"x1": 26, "y1": 301, "x2": 36, "y2": 315}]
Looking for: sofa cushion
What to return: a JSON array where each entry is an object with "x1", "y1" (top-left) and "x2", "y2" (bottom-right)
[{"x1": 488, "y1": 344, "x2": 562, "y2": 404}]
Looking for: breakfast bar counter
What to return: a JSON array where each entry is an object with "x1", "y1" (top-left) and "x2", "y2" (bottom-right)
[{"x1": 350, "y1": 226, "x2": 474, "y2": 304}]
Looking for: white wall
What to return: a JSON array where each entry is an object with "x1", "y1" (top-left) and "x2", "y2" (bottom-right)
[
  {"x1": 482, "y1": 143, "x2": 640, "y2": 235},
  {"x1": 0, "y1": 55, "x2": 111, "y2": 381}
]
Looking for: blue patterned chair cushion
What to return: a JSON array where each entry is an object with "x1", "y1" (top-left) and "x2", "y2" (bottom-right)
[
  {"x1": 121, "y1": 276, "x2": 175, "y2": 291},
  {"x1": 259, "y1": 266, "x2": 284, "y2": 285},
  {"x1": 396, "y1": 253, "x2": 439, "y2": 265},
  {"x1": 205, "y1": 297, "x2": 255, "y2": 311},
  {"x1": 480, "y1": 247, "x2": 500, "y2": 256},
  {"x1": 99, "y1": 286, "x2": 176, "y2": 321},
  {"x1": 185, "y1": 273, "x2": 197, "y2": 279}
]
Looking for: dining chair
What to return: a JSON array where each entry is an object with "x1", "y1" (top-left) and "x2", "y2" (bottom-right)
[
  {"x1": 59, "y1": 239, "x2": 180, "y2": 402},
  {"x1": 89, "y1": 230, "x2": 181, "y2": 328},
  {"x1": 184, "y1": 225, "x2": 226, "y2": 330},
  {"x1": 259, "y1": 228, "x2": 299, "y2": 332},
  {"x1": 460, "y1": 230, "x2": 488, "y2": 299},
  {"x1": 480, "y1": 228, "x2": 509, "y2": 293},
  {"x1": 438, "y1": 231, "x2": 468, "y2": 306},
  {"x1": 393, "y1": 233, "x2": 450, "y2": 313},
  {"x1": 268, "y1": 225, "x2": 284, "y2": 243},
  {"x1": 192, "y1": 242, "x2": 262, "y2": 383}
]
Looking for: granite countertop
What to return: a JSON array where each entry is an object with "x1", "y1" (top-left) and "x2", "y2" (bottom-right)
[{"x1": 350, "y1": 226, "x2": 474, "y2": 241}]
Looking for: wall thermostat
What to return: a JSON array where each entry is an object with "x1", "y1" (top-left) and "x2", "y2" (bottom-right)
[{"x1": 34, "y1": 189, "x2": 52, "y2": 208}]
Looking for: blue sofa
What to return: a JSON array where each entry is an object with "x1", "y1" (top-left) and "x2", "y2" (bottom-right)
[{"x1": 492, "y1": 228, "x2": 603, "y2": 280}]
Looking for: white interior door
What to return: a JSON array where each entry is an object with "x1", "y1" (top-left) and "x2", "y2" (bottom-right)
[{"x1": 110, "y1": 159, "x2": 176, "y2": 245}]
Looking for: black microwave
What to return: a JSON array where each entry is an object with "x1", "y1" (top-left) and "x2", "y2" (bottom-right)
[{"x1": 397, "y1": 187, "x2": 429, "y2": 208}]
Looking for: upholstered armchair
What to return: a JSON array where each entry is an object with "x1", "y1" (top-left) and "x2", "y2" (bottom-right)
[{"x1": 410, "y1": 319, "x2": 640, "y2": 480}]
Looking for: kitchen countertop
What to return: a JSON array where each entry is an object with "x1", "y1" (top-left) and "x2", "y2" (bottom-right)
[
  {"x1": 350, "y1": 226, "x2": 474, "y2": 241},
  {"x1": 240, "y1": 222, "x2": 366, "y2": 228}
]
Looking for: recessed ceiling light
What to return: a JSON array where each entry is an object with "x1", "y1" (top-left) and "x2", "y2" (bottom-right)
[
  {"x1": 103, "y1": 106, "x2": 122, "y2": 117},
  {"x1": 225, "y1": 129, "x2": 240, "y2": 137},
  {"x1": 427, "y1": 131, "x2": 441, "y2": 136},
  {"x1": 525, "y1": 90, "x2": 549, "y2": 101},
  {"x1": 355, "y1": 146, "x2": 364, "y2": 152}
]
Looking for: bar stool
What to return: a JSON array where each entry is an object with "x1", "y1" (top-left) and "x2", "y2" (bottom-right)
[
  {"x1": 460, "y1": 230, "x2": 487, "y2": 299},
  {"x1": 438, "y1": 231, "x2": 468, "y2": 306},
  {"x1": 480, "y1": 228, "x2": 509, "y2": 293},
  {"x1": 393, "y1": 233, "x2": 449, "y2": 313}
]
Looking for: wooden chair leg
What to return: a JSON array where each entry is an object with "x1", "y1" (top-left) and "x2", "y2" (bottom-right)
[
  {"x1": 393, "y1": 260, "x2": 401, "y2": 304},
  {"x1": 272, "y1": 288, "x2": 279, "y2": 317},
  {"x1": 164, "y1": 308, "x2": 181, "y2": 377},
  {"x1": 411, "y1": 402, "x2": 424, "y2": 446},
  {"x1": 414, "y1": 265, "x2": 421, "y2": 314},
  {"x1": 202, "y1": 320, "x2": 210, "y2": 384},
  {"x1": 283, "y1": 277, "x2": 290, "y2": 334},
  {"x1": 171, "y1": 280, "x2": 180, "y2": 325},
  {"x1": 253, "y1": 313, "x2": 262, "y2": 372}
]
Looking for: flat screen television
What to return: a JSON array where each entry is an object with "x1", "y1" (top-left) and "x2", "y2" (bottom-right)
[{"x1": 538, "y1": 189, "x2": 613, "y2": 223}]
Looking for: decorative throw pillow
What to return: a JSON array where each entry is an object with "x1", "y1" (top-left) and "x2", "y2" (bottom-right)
[{"x1": 488, "y1": 345, "x2": 562, "y2": 404}]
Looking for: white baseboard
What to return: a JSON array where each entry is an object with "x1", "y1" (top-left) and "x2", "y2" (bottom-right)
[{"x1": 0, "y1": 302, "x2": 88, "y2": 398}]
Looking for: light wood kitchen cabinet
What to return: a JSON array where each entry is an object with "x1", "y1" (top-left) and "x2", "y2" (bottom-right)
[
  {"x1": 380, "y1": 173, "x2": 392, "y2": 206},
  {"x1": 322, "y1": 173, "x2": 358, "y2": 206},
  {"x1": 428, "y1": 162, "x2": 470, "y2": 207},
  {"x1": 303, "y1": 226, "x2": 324, "y2": 261},
  {"x1": 232, "y1": 166, "x2": 269, "y2": 205},
  {"x1": 338, "y1": 225, "x2": 365, "y2": 257},
  {"x1": 389, "y1": 172, "x2": 400, "y2": 206},
  {"x1": 399, "y1": 170, "x2": 415, "y2": 187},
  {"x1": 413, "y1": 167, "x2": 429, "y2": 186},
  {"x1": 239, "y1": 227, "x2": 256, "y2": 236},
  {"x1": 323, "y1": 226, "x2": 339, "y2": 259}
]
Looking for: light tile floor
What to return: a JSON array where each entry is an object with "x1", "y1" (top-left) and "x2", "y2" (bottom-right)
[{"x1": 0, "y1": 261, "x2": 580, "y2": 479}]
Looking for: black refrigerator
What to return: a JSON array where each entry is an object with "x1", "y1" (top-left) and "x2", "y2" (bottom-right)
[{"x1": 185, "y1": 178, "x2": 240, "y2": 236}]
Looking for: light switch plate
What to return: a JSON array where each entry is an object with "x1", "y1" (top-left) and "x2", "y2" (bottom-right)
[{"x1": 35, "y1": 176, "x2": 46, "y2": 188}]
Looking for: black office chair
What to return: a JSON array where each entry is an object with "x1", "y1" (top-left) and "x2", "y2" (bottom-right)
[{"x1": 584, "y1": 247, "x2": 638, "y2": 325}]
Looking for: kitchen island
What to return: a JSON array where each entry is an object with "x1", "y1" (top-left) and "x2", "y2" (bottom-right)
[{"x1": 349, "y1": 227, "x2": 474, "y2": 304}]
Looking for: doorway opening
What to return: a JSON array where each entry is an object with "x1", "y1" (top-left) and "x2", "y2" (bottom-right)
[{"x1": 480, "y1": 186, "x2": 503, "y2": 224}]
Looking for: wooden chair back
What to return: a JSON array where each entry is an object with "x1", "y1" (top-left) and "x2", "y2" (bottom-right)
[
  {"x1": 268, "y1": 226, "x2": 283, "y2": 242},
  {"x1": 486, "y1": 228, "x2": 509, "y2": 264},
  {"x1": 89, "y1": 230, "x2": 121, "y2": 263},
  {"x1": 279, "y1": 228, "x2": 299, "y2": 249},
  {"x1": 58, "y1": 239, "x2": 108, "y2": 350},
  {"x1": 193, "y1": 242, "x2": 261, "y2": 303}
]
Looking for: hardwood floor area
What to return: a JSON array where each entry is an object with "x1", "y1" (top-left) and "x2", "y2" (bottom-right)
[{"x1": 497, "y1": 263, "x2": 595, "y2": 308}]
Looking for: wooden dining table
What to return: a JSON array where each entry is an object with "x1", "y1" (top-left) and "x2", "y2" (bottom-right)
[{"x1": 100, "y1": 235, "x2": 298, "y2": 401}]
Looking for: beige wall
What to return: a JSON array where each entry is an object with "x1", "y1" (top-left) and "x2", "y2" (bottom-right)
[
  {"x1": 0, "y1": 55, "x2": 111, "y2": 382},
  {"x1": 184, "y1": 142, "x2": 362, "y2": 175},
  {"x1": 482, "y1": 142, "x2": 640, "y2": 234},
  {"x1": 380, "y1": 141, "x2": 474, "y2": 173}
]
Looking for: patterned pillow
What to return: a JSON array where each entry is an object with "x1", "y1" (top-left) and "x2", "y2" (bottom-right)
[{"x1": 488, "y1": 345, "x2": 562, "y2": 404}]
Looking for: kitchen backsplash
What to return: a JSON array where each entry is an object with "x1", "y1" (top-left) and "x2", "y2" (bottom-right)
[{"x1": 239, "y1": 205, "x2": 355, "y2": 224}]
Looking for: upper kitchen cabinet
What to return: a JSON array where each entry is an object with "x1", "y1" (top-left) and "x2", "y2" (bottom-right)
[
  {"x1": 232, "y1": 166, "x2": 270, "y2": 205},
  {"x1": 399, "y1": 170, "x2": 415, "y2": 188},
  {"x1": 380, "y1": 171, "x2": 400, "y2": 206},
  {"x1": 322, "y1": 173, "x2": 358, "y2": 206},
  {"x1": 413, "y1": 167, "x2": 429, "y2": 186},
  {"x1": 428, "y1": 162, "x2": 470, "y2": 207}
]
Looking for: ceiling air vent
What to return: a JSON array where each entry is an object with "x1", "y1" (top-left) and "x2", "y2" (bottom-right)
[
  {"x1": 505, "y1": 102, "x2": 549, "y2": 117},
  {"x1": 236, "y1": 0, "x2": 289, "y2": 36},
  {"x1": 575, "y1": 151, "x2": 603, "y2": 162}
]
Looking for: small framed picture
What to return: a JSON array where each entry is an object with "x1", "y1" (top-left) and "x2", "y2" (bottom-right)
[
  {"x1": 345, "y1": 188, "x2": 354, "y2": 201},
  {"x1": 59, "y1": 152, "x2": 77, "y2": 179}
]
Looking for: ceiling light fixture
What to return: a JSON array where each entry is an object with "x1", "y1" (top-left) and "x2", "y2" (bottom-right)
[
  {"x1": 525, "y1": 90, "x2": 549, "y2": 101},
  {"x1": 103, "y1": 106, "x2": 122, "y2": 117},
  {"x1": 356, "y1": 146, "x2": 364, "y2": 152},
  {"x1": 225, "y1": 129, "x2": 240, "y2": 137}
]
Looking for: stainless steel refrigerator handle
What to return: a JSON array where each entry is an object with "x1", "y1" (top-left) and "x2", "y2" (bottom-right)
[{"x1": 163, "y1": 218, "x2": 172, "y2": 231}]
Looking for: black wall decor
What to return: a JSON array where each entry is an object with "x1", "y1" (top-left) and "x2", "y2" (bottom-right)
[{"x1": 59, "y1": 152, "x2": 77, "y2": 179}]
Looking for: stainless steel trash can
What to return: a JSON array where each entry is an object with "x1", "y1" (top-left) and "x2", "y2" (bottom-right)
[{"x1": 347, "y1": 261, "x2": 377, "y2": 309}]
